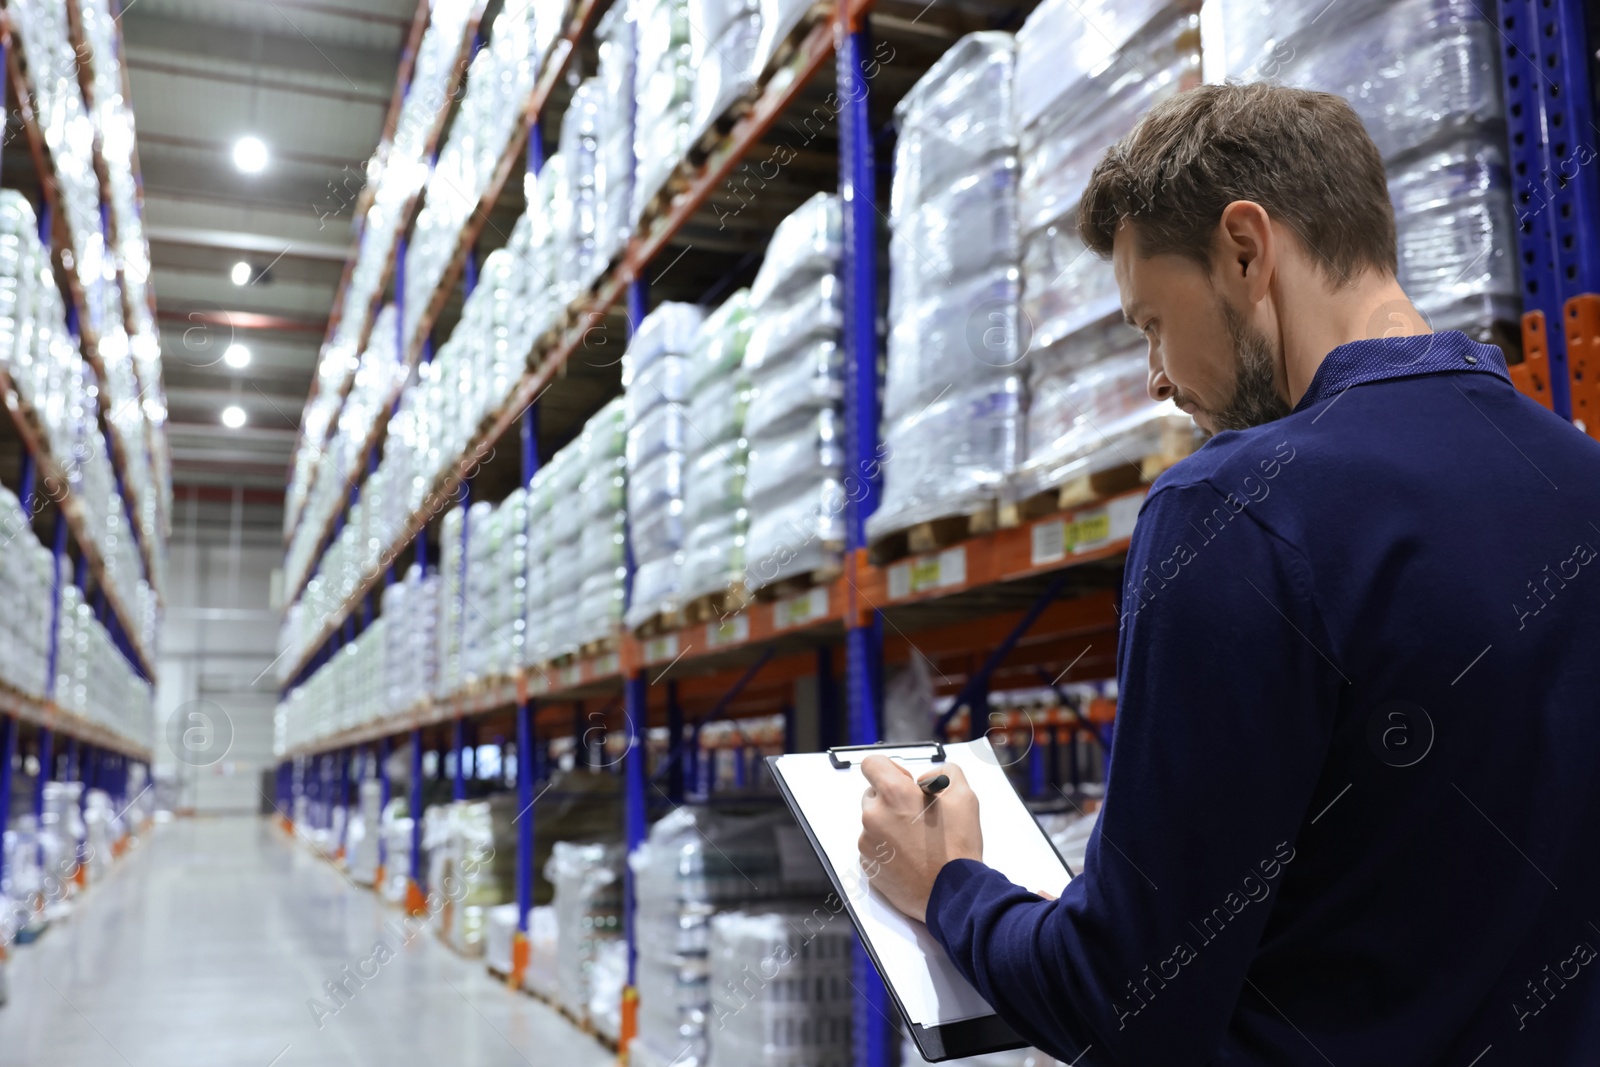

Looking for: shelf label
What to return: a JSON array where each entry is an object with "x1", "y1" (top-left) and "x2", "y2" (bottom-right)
[
  {"x1": 644, "y1": 634, "x2": 678, "y2": 664},
  {"x1": 888, "y1": 546, "x2": 967, "y2": 600},
  {"x1": 706, "y1": 613, "x2": 750, "y2": 647},
  {"x1": 1031, "y1": 492, "x2": 1145, "y2": 566},
  {"x1": 773, "y1": 586, "x2": 828, "y2": 630}
]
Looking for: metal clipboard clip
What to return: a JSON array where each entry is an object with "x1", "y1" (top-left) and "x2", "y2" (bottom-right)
[{"x1": 826, "y1": 741, "x2": 947, "y2": 769}]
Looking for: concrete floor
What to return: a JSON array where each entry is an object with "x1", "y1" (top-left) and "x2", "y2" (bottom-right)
[{"x1": 0, "y1": 817, "x2": 615, "y2": 1067}]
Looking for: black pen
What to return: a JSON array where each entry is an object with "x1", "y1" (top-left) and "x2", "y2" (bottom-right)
[{"x1": 919, "y1": 773, "x2": 950, "y2": 796}]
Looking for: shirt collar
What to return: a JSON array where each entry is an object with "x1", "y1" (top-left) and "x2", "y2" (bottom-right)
[{"x1": 1293, "y1": 331, "x2": 1512, "y2": 413}]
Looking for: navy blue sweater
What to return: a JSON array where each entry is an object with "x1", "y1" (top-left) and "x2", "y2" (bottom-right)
[{"x1": 927, "y1": 332, "x2": 1600, "y2": 1065}]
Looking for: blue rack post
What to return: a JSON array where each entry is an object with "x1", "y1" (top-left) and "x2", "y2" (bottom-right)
[
  {"x1": 1498, "y1": 0, "x2": 1573, "y2": 415},
  {"x1": 0, "y1": 714, "x2": 15, "y2": 888},
  {"x1": 407, "y1": 727, "x2": 425, "y2": 913},
  {"x1": 619, "y1": 275, "x2": 650, "y2": 1056},
  {"x1": 513, "y1": 393, "x2": 541, "y2": 981},
  {"x1": 838, "y1": 16, "x2": 892, "y2": 1065},
  {"x1": 377, "y1": 736, "x2": 391, "y2": 881},
  {"x1": 452, "y1": 716, "x2": 466, "y2": 802},
  {"x1": 337, "y1": 747, "x2": 352, "y2": 856}
]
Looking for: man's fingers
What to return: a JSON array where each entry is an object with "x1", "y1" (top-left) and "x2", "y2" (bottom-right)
[
  {"x1": 860, "y1": 754, "x2": 914, "y2": 798},
  {"x1": 940, "y1": 762, "x2": 973, "y2": 791}
]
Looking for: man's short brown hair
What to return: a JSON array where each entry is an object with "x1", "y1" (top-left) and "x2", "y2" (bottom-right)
[{"x1": 1079, "y1": 82, "x2": 1397, "y2": 286}]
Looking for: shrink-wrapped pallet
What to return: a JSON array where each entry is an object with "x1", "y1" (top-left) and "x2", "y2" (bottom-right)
[
  {"x1": 706, "y1": 909, "x2": 855, "y2": 1067},
  {"x1": 624, "y1": 303, "x2": 708, "y2": 628},
  {"x1": 681, "y1": 292, "x2": 754, "y2": 603},
  {"x1": 742, "y1": 193, "x2": 846, "y2": 591},
  {"x1": 1204, "y1": 0, "x2": 1519, "y2": 335},
  {"x1": 594, "y1": 5, "x2": 637, "y2": 271},
  {"x1": 688, "y1": 0, "x2": 762, "y2": 144},
  {"x1": 547, "y1": 841, "x2": 625, "y2": 1022},
  {"x1": 631, "y1": 807, "x2": 828, "y2": 1067},
  {"x1": 576, "y1": 399, "x2": 630, "y2": 645},
  {"x1": 542, "y1": 443, "x2": 588, "y2": 659},
  {"x1": 558, "y1": 79, "x2": 605, "y2": 306},
  {"x1": 1009, "y1": 0, "x2": 1199, "y2": 500},
  {"x1": 631, "y1": 0, "x2": 695, "y2": 223},
  {"x1": 869, "y1": 34, "x2": 1023, "y2": 542}
]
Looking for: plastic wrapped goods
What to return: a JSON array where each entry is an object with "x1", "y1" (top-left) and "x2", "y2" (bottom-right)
[
  {"x1": 625, "y1": 303, "x2": 708, "y2": 627},
  {"x1": 524, "y1": 904, "x2": 562, "y2": 998},
  {"x1": 403, "y1": 0, "x2": 542, "y2": 347},
  {"x1": 742, "y1": 193, "x2": 847, "y2": 591},
  {"x1": 548, "y1": 841, "x2": 625, "y2": 1022},
  {"x1": 706, "y1": 909, "x2": 855, "y2": 1067},
  {"x1": 594, "y1": 5, "x2": 638, "y2": 271},
  {"x1": 631, "y1": 807, "x2": 828, "y2": 1067},
  {"x1": 576, "y1": 399, "x2": 630, "y2": 645},
  {"x1": 1206, "y1": 0, "x2": 1519, "y2": 337},
  {"x1": 681, "y1": 293, "x2": 754, "y2": 603},
  {"x1": 631, "y1": 0, "x2": 696, "y2": 222},
  {"x1": 1014, "y1": 325, "x2": 1197, "y2": 500},
  {"x1": 559, "y1": 79, "x2": 605, "y2": 305},
  {"x1": 347, "y1": 780, "x2": 384, "y2": 886},
  {"x1": 870, "y1": 34, "x2": 1023, "y2": 542},
  {"x1": 1008, "y1": 1, "x2": 1200, "y2": 498},
  {"x1": 689, "y1": 5, "x2": 763, "y2": 144}
]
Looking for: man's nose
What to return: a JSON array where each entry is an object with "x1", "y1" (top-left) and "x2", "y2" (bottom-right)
[{"x1": 1148, "y1": 361, "x2": 1176, "y2": 404}]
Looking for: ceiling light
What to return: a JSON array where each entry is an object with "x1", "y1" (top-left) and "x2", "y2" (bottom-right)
[
  {"x1": 231, "y1": 261, "x2": 252, "y2": 286},
  {"x1": 233, "y1": 135, "x2": 269, "y2": 174},
  {"x1": 221, "y1": 405, "x2": 247, "y2": 429},
  {"x1": 224, "y1": 343, "x2": 251, "y2": 369}
]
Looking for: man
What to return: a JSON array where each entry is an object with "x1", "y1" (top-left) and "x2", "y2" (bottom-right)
[{"x1": 859, "y1": 83, "x2": 1600, "y2": 1064}]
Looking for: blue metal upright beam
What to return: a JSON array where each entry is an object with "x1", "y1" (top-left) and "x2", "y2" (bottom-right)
[
  {"x1": 621, "y1": 670, "x2": 647, "y2": 1007},
  {"x1": 839, "y1": 18, "x2": 891, "y2": 1067},
  {"x1": 620, "y1": 275, "x2": 650, "y2": 1050},
  {"x1": 0, "y1": 716, "x2": 15, "y2": 872},
  {"x1": 35, "y1": 727, "x2": 53, "y2": 821},
  {"x1": 409, "y1": 728, "x2": 424, "y2": 899},
  {"x1": 453, "y1": 716, "x2": 466, "y2": 801},
  {"x1": 17, "y1": 453, "x2": 34, "y2": 515},
  {"x1": 377, "y1": 737, "x2": 390, "y2": 872},
  {"x1": 515, "y1": 699, "x2": 536, "y2": 934}
]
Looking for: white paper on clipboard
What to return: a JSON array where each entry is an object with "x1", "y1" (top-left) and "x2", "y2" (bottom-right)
[{"x1": 770, "y1": 738, "x2": 1072, "y2": 1029}]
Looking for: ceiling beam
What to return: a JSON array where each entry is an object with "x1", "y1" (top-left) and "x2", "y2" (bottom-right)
[
  {"x1": 157, "y1": 309, "x2": 329, "y2": 334},
  {"x1": 125, "y1": 58, "x2": 391, "y2": 107},
  {"x1": 212, "y1": 0, "x2": 414, "y2": 29},
  {"x1": 145, "y1": 224, "x2": 350, "y2": 262},
  {"x1": 121, "y1": 13, "x2": 397, "y2": 91},
  {"x1": 139, "y1": 132, "x2": 365, "y2": 171}
]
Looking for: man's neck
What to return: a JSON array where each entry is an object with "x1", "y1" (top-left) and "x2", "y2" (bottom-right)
[{"x1": 1280, "y1": 276, "x2": 1430, "y2": 407}]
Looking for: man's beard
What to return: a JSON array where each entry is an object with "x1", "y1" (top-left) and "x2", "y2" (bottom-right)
[{"x1": 1177, "y1": 300, "x2": 1292, "y2": 434}]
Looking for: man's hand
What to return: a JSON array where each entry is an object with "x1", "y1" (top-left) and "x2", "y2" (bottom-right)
[{"x1": 858, "y1": 756, "x2": 983, "y2": 923}]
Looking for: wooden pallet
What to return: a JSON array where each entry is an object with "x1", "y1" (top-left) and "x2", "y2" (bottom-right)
[
  {"x1": 523, "y1": 987, "x2": 619, "y2": 1053},
  {"x1": 686, "y1": 93, "x2": 756, "y2": 169},
  {"x1": 757, "y1": 0, "x2": 832, "y2": 92},
  {"x1": 633, "y1": 606, "x2": 683, "y2": 639},
  {"x1": 998, "y1": 420, "x2": 1201, "y2": 527},
  {"x1": 579, "y1": 633, "x2": 618, "y2": 659},
  {"x1": 869, "y1": 503, "x2": 998, "y2": 566},
  {"x1": 750, "y1": 558, "x2": 843, "y2": 602},
  {"x1": 682, "y1": 581, "x2": 753, "y2": 625}
]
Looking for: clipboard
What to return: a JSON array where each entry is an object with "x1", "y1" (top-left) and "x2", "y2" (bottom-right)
[{"x1": 767, "y1": 738, "x2": 1074, "y2": 1062}]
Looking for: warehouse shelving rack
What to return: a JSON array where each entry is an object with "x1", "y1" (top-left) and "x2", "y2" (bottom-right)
[
  {"x1": 63, "y1": 0, "x2": 172, "y2": 573},
  {"x1": 0, "y1": 6, "x2": 163, "y2": 866},
  {"x1": 275, "y1": 1, "x2": 1600, "y2": 1064}
]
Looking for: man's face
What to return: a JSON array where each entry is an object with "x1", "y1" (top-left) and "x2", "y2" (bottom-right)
[{"x1": 1111, "y1": 223, "x2": 1291, "y2": 435}]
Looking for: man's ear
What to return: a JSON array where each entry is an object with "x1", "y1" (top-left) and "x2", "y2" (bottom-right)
[{"x1": 1215, "y1": 200, "x2": 1275, "y2": 305}]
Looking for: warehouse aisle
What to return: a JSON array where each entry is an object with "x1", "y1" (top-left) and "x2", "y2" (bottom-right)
[{"x1": 0, "y1": 818, "x2": 614, "y2": 1067}]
